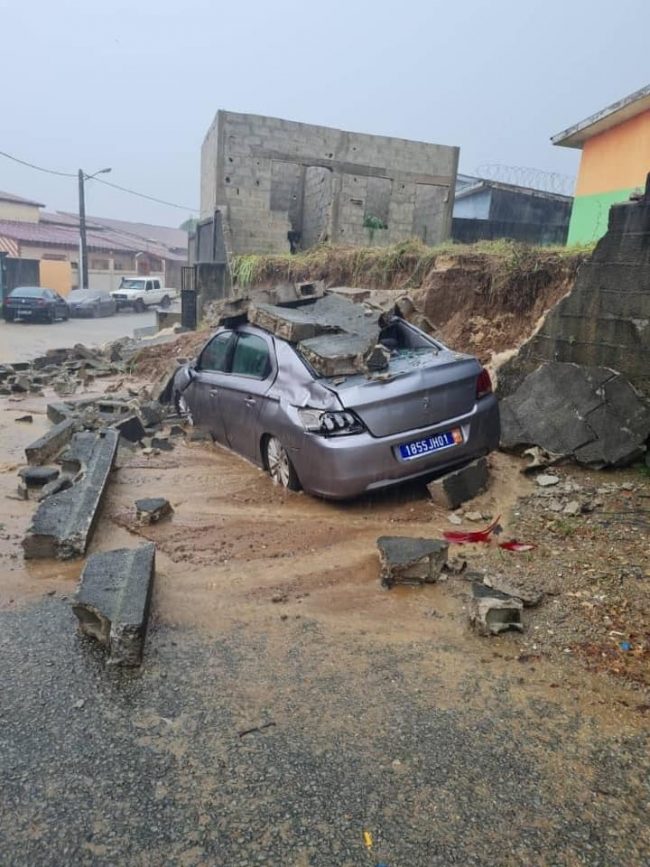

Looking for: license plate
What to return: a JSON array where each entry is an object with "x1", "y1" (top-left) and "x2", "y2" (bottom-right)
[
  {"x1": 399, "y1": 428, "x2": 463, "y2": 460},
  {"x1": 16, "y1": 310, "x2": 32, "y2": 317}
]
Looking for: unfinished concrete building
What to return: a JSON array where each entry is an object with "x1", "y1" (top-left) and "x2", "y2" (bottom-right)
[{"x1": 198, "y1": 111, "x2": 459, "y2": 259}]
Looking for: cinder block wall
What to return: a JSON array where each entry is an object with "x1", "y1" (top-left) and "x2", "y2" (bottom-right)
[{"x1": 200, "y1": 111, "x2": 459, "y2": 255}]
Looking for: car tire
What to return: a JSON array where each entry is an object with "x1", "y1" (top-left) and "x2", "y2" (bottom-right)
[
  {"x1": 62, "y1": 309, "x2": 69, "y2": 321},
  {"x1": 264, "y1": 436, "x2": 301, "y2": 491},
  {"x1": 160, "y1": 295, "x2": 171, "y2": 308},
  {"x1": 48, "y1": 308, "x2": 56, "y2": 324},
  {"x1": 134, "y1": 299, "x2": 146, "y2": 313}
]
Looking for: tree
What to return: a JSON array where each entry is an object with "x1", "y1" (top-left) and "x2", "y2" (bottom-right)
[{"x1": 179, "y1": 217, "x2": 198, "y2": 233}]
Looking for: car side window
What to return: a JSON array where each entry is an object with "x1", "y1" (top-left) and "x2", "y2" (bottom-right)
[
  {"x1": 153, "y1": 280, "x2": 161, "y2": 290},
  {"x1": 146, "y1": 281, "x2": 152, "y2": 292},
  {"x1": 231, "y1": 333, "x2": 271, "y2": 379},
  {"x1": 199, "y1": 332, "x2": 232, "y2": 372}
]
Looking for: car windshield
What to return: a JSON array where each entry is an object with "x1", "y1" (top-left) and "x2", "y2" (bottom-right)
[
  {"x1": 119, "y1": 280, "x2": 145, "y2": 290},
  {"x1": 70, "y1": 291, "x2": 98, "y2": 301},
  {"x1": 11, "y1": 287, "x2": 44, "y2": 298}
]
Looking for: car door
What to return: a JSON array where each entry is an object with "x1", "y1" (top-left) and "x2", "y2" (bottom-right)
[
  {"x1": 186, "y1": 331, "x2": 235, "y2": 443},
  {"x1": 219, "y1": 331, "x2": 276, "y2": 462},
  {"x1": 152, "y1": 279, "x2": 165, "y2": 305}
]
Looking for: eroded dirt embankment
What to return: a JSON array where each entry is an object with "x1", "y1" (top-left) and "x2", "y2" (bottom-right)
[{"x1": 230, "y1": 241, "x2": 589, "y2": 366}]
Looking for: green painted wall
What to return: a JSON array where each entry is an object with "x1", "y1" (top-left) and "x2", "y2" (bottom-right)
[{"x1": 567, "y1": 187, "x2": 637, "y2": 245}]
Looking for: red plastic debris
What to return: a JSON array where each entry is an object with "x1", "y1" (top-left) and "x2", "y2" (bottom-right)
[
  {"x1": 498, "y1": 540, "x2": 537, "y2": 552},
  {"x1": 443, "y1": 516, "x2": 501, "y2": 544}
]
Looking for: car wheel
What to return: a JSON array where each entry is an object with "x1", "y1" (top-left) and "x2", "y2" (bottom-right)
[
  {"x1": 48, "y1": 308, "x2": 56, "y2": 324},
  {"x1": 160, "y1": 295, "x2": 171, "y2": 308},
  {"x1": 134, "y1": 299, "x2": 146, "y2": 313},
  {"x1": 264, "y1": 436, "x2": 301, "y2": 491},
  {"x1": 175, "y1": 392, "x2": 194, "y2": 425},
  {"x1": 62, "y1": 308, "x2": 69, "y2": 321}
]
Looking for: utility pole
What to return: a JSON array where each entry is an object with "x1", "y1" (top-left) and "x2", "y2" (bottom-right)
[
  {"x1": 78, "y1": 169, "x2": 88, "y2": 289},
  {"x1": 77, "y1": 167, "x2": 111, "y2": 290}
]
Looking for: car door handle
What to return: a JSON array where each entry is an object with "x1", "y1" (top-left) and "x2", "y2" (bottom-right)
[
  {"x1": 209, "y1": 389, "x2": 219, "y2": 398},
  {"x1": 244, "y1": 396, "x2": 256, "y2": 407}
]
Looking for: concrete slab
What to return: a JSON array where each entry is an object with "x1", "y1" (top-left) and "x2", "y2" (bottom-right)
[
  {"x1": 427, "y1": 457, "x2": 489, "y2": 509},
  {"x1": 468, "y1": 583, "x2": 524, "y2": 636},
  {"x1": 23, "y1": 429, "x2": 120, "y2": 560},
  {"x1": 24, "y1": 418, "x2": 76, "y2": 466},
  {"x1": 377, "y1": 536, "x2": 448, "y2": 588},
  {"x1": 72, "y1": 543, "x2": 156, "y2": 666}
]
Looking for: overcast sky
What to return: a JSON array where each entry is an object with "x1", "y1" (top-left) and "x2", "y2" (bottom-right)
[{"x1": 1, "y1": 0, "x2": 648, "y2": 228}]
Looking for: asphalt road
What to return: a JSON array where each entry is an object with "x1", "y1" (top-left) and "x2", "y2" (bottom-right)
[{"x1": 0, "y1": 311, "x2": 156, "y2": 362}]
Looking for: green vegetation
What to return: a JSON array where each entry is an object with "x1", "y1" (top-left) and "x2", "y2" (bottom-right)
[{"x1": 230, "y1": 238, "x2": 594, "y2": 298}]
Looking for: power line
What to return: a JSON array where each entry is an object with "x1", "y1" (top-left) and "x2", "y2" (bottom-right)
[
  {"x1": 0, "y1": 149, "x2": 75, "y2": 178},
  {"x1": 92, "y1": 176, "x2": 197, "y2": 212},
  {"x1": 0, "y1": 148, "x2": 198, "y2": 212}
]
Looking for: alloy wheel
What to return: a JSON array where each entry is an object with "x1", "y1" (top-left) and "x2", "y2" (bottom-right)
[{"x1": 266, "y1": 437, "x2": 291, "y2": 487}]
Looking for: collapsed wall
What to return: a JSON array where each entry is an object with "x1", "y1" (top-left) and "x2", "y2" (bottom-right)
[{"x1": 498, "y1": 189, "x2": 650, "y2": 400}]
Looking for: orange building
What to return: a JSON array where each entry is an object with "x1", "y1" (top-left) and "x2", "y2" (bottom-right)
[{"x1": 552, "y1": 84, "x2": 650, "y2": 244}]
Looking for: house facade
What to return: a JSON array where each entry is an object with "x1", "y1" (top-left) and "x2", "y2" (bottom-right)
[{"x1": 552, "y1": 84, "x2": 650, "y2": 245}]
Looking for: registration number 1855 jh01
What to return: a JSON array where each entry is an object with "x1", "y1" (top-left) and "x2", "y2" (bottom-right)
[{"x1": 398, "y1": 428, "x2": 463, "y2": 460}]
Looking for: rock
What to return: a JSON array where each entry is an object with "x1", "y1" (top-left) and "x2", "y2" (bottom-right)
[
  {"x1": 465, "y1": 511, "x2": 483, "y2": 522},
  {"x1": 135, "y1": 497, "x2": 173, "y2": 524},
  {"x1": 547, "y1": 500, "x2": 563, "y2": 512},
  {"x1": 15, "y1": 414, "x2": 33, "y2": 423},
  {"x1": 139, "y1": 401, "x2": 166, "y2": 427},
  {"x1": 563, "y1": 500, "x2": 581, "y2": 516},
  {"x1": 151, "y1": 435, "x2": 173, "y2": 452},
  {"x1": 15, "y1": 481, "x2": 29, "y2": 500},
  {"x1": 113, "y1": 414, "x2": 146, "y2": 443},
  {"x1": 500, "y1": 362, "x2": 650, "y2": 468},
  {"x1": 468, "y1": 583, "x2": 524, "y2": 636},
  {"x1": 72, "y1": 543, "x2": 156, "y2": 666},
  {"x1": 377, "y1": 536, "x2": 448, "y2": 588},
  {"x1": 427, "y1": 457, "x2": 489, "y2": 510},
  {"x1": 187, "y1": 429, "x2": 211, "y2": 443},
  {"x1": 25, "y1": 418, "x2": 76, "y2": 466},
  {"x1": 447, "y1": 513, "x2": 463, "y2": 525},
  {"x1": 12, "y1": 374, "x2": 31, "y2": 393},
  {"x1": 536, "y1": 474, "x2": 560, "y2": 487},
  {"x1": 23, "y1": 430, "x2": 119, "y2": 560},
  {"x1": 19, "y1": 466, "x2": 60, "y2": 487},
  {"x1": 364, "y1": 343, "x2": 391, "y2": 372},
  {"x1": 169, "y1": 424, "x2": 186, "y2": 437}
]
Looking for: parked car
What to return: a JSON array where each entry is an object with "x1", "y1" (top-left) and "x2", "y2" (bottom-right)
[
  {"x1": 111, "y1": 277, "x2": 177, "y2": 312},
  {"x1": 68, "y1": 289, "x2": 117, "y2": 318},
  {"x1": 2, "y1": 286, "x2": 69, "y2": 323},
  {"x1": 168, "y1": 315, "x2": 500, "y2": 499}
]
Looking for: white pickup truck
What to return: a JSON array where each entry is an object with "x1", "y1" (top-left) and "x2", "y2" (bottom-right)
[{"x1": 110, "y1": 277, "x2": 178, "y2": 312}]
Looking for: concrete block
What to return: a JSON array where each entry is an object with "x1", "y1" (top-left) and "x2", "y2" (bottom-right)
[
  {"x1": 113, "y1": 414, "x2": 146, "y2": 443},
  {"x1": 23, "y1": 429, "x2": 119, "y2": 560},
  {"x1": 25, "y1": 418, "x2": 76, "y2": 466},
  {"x1": 72, "y1": 543, "x2": 155, "y2": 666},
  {"x1": 19, "y1": 466, "x2": 60, "y2": 487},
  {"x1": 377, "y1": 536, "x2": 448, "y2": 588},
  {"x1": 468, "y1": 583, "x2": 523, "y2": 636},
  {"x1": 427, "y1": 457, "x2": 489, "y2": 510},
  {"x1": 135, "y1": 497, "x2": 173, "y2": 524}
]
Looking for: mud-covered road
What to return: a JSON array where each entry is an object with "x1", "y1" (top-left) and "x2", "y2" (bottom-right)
[{"x1": 1, "y1": 381, "x2": 649, "y2": 866}]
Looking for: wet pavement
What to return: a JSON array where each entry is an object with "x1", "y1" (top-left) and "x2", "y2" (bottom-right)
[{"x1": 0, "y1": 311, "x2": 156, "y2": 362}]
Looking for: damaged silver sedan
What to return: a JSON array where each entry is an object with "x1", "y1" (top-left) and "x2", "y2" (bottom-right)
[{"x1": 169, "y1": 298, "x2": 500, "y2": 499}]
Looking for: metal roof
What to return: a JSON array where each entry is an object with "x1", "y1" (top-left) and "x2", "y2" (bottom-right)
[
  {"x1": 552, "y1": 84, "x2": 650, "y2": 149},
  {"x1": 0, "y1": 190, "x2": 45, "y2": 207},
  {"x1": 455, "y1": 176, "x2": 572, "y2": 203}
]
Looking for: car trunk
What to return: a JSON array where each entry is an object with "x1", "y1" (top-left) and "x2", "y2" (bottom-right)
[
  {"x1": 325, "y1": 349, "x2": 480, "y2": 437},
  {"x1": 10, "y1": 297, "x2": 46, "y2": 314}
]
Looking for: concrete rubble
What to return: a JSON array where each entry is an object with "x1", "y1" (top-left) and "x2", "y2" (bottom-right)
[
  {"x1": 23, "y1": 429, "x2": 120, "y2": 560},
  {"x1": 468, "y1": 582, "x2": 524, "y2": 636},
  {"x1": 135, "y1": 497, "x2": 173, "y2": 524},
  {"x1": 377, "y1": 536, "x2": 448, "y2": 588},
  {"x1": 25, "y1": 418, "x2": 76, "y2": 466},
  {"x1": 427, "y1": 457, "x2": 489, "y2": 509},
  {"x1": 72, "y1": 543, "x2": 156, "y2": 666},
  {"x1": 500, "y1": 362, "x2": 650, "y2": 468}
]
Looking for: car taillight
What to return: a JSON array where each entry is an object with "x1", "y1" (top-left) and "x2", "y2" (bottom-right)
[
  {"x1": 476, "y1": 367, "x2": 493, "y2": 399},
  {"x1": 297, "y1": 407, "x2": 366, "y2": 436},
  {"x1": 37, "y1": 299, "x2": 46, "y2": 306}
]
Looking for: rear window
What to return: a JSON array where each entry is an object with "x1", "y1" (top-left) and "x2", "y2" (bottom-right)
[
  {"x1": 11, "y1": 287, "x2": 43, "y2": 298},
  {"x1": 231, "y1": 333, "x2": 271, "y2": 379}
]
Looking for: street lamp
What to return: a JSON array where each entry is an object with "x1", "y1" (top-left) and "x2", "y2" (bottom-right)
[{"x1": 78, "y1": 167, "x2": 111, "y2": 289}]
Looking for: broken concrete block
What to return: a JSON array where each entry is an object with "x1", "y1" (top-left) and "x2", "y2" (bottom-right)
[
  {"x1": 500, "y1": 362, "x2": 650, "y2": 468},
  {"x1": 377, "y1": 536, "x2": 448, "y2": 588},
  {"x1": 187, "y1": 429, "x2": 211, "y2": 442},
  {"x1": 113, "y1": 414, "x2": 146, "y2": 443},
  {"x1": 364, "y1": 343, "x2": 391, "y2": 372},
  {"x1": 23, "y1": 429, "x2": 119, "y2": 560},
  {"x1": 139, "y1": 400, "x2": 166, "y2": 427},
  {"x1": 19, "y1": 466, "x2": 60, "y2": 488},
  {"x1": 150, "y1": 435, "x2": 173, "y2": 452},
  {"x1": 72, "y1": 543, "x2": 155, "y2": 666},
  {"x1": 169, "y1": 424, "x2": 186, "y2": 437},
  {"x1": 482, "y1": 576, "x2": 543, "y2": 607},
  {"x1": 37, "y1": 474, "x2": 74, "y2": 501},
  {"x1": 25, "y1": 417, "x2": 76, "y2": 466},
  {"x1": 468, "y1": 583, "x2": 524, "y2": 636},
  {"x1": 135, "y1": 497, "x2": 173, "y2": 524},
  {"x1": 427, "y1": 457, "x2": 489, "y2": 510}
]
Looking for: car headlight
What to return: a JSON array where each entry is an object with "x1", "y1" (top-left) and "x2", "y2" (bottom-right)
[{"x1": 297, "y1": 407, "x2": 366, "y2": 436}]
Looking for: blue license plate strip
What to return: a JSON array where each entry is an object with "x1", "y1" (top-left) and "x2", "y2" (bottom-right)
[{"x1": 399, "y1": 429, "x2": 462, "y2": 461}]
